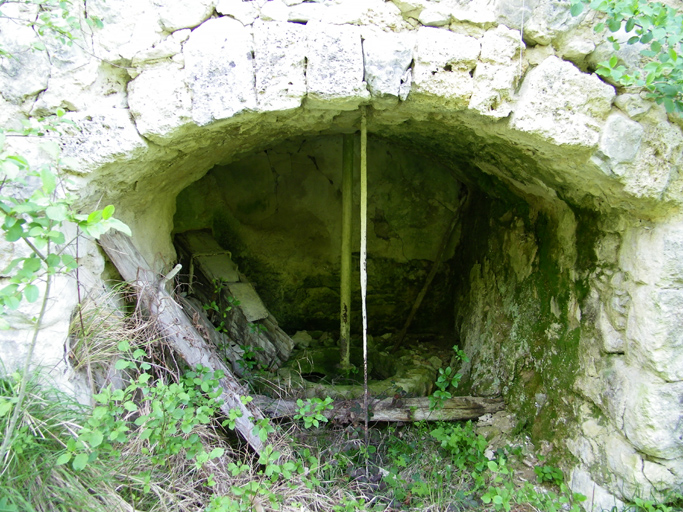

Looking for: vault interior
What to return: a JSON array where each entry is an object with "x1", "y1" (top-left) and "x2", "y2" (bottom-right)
[{"x1": 171, "y1": 129, "x2": 589, "y2": 404}]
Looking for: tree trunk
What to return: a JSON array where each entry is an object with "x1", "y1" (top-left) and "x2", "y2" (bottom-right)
[
  {"x1": 251, "y1": 395, "x2": 504, "y2": 423},
  {"x1": 100, "y1": 231, "x2": 267, "y2": 454}
]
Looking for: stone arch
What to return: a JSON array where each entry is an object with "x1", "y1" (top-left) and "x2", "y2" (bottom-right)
[{"x1": 2, "y1": 1, "x2": 682, "y2": 507}]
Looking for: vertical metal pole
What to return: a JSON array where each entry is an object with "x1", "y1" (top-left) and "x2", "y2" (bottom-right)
[{"x1": 360, "y1": 107, "x2": 369, "y2": 462}]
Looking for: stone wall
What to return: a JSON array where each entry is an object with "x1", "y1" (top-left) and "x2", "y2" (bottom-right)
[{"x1": 1, "y1": 0, "x2": 682, "y2": 507}]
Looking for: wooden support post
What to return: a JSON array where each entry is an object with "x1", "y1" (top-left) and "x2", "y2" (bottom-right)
[
  {"x1": 339, "y1": 133, "x2": 354, "y2": 370},
  {"x1": 99, "y1": 231, "x2": 267, "y2": 454}
]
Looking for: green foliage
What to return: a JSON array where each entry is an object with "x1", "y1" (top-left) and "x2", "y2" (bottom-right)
[
  {"x1": 0, "y1": 0, "x2": 103, "y2": 56},
  {"x1": 57, "y1": 361, "x2": 226, "y2": 473},
  {"x1": 535, "y1": 463, "x2": 565, "y2": 486},
  {"x1": 0, "y1": 121, "x2": 130, "y2": 327},
  {"x1": 248, "y1": 322, "x2": 267, "y2": 334},
  {"x1": 570, "y1": 0, "x2": 683, "y2": 113},
  {"x1": 430, "y1": 420, "x2": 488, "y2": 472},
  {"x1": 294, "y1": 397, "x2": 334, "y2": 428},
  {"x1": 429, "y1": 346, "x2": 468, "y2": 410}
]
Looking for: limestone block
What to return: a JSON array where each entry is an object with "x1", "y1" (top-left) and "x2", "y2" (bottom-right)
[
  {"x1": 614, "y1": 93, "x2": 653, "y2": 119},
  {"x1": 60, "y1": 108, "x2": 149, "y2": 174},
  {"x1": 625, "y1": 109, "x2": 683, "y2": 200},
  {"x1": 87, "y1": 0, "x2": 163, "y2": 63},
  {"x1": 510, "y1": 57, "x2": 614, "y2": 147},
  {"x1": 597, "y1": 305, "x2": 624, "y2": 354},
  {"x1": 0, "y1": 272, "x2": 89, "y2": 403},
  {"x1": 449, "y1": 0, "x2": 497, "y2": 26},
  {"x1": 412, "y1": 28, "x2": 480, "y2": 108},
  {"x1": 627, "y1": 287, "x2": 683, "y2": 382},
  {"x1": 0, "y1": 7, "x2": 51, "y2": 104},
  {"x1": 418, "y1": 7, "x2": 451, "y2": 26},
  {"x1": 495, "y1": 0, "x2": 581, "y2": 45},
  {"x1": 131, "y1": 29, "x2": 190, "y2": 67},
  {"x1": 153, "y1": 0, "x2": 215, "y2": 31},
  {"x1": 642, "y1": 460, "x2": 679, "y2": 494},
  {"x1": 253, "y1": 21, "x2": 307, "y2": 112},
  {"x1": 183, "y1": 17, "x2": 257, "y2": 126},
  {"x1": 129, "y1": 63, "x2": 193, "y2": 143},
  {"x1": 260, "y1": 0, "x2": 290, "y2": 21},
  {"x1": 305, "y1": 22, "x2": 370, "y2": 110},
  {"x1": 216, "y1": 0, "x2": 259, "y2": 25},
  {"x1": 614, "y1": 364, "x2": 683, "y2": 459},
  {"x1": 479, "y1": 25, "x2": 522, "y2": 64},
  {"x1": 320, "y1": 0, "x2": 406, "y2": 29},
  {"x1": 287, "y1": 2, "x2": 325, "y2": 23},
  {"x1": 362, "y1": 29, "x2": 415, "y2": 103},
  {"x1": 596, "y1": 112, "x2": 644, "y2": 167},
  {"x1": 556, "y1": 28, "x2": 597, "y2": 64},
  {"x1": 469, "y1": 62, "x2": 518, "y2": 118},
  {"x1": 31, "y1": 56, "x2": 102, "y2": 115}
]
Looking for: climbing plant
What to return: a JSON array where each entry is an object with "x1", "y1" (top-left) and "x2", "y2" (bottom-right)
[{"x1": 570, "y1": 0, "x2": 683, "y2": 113}]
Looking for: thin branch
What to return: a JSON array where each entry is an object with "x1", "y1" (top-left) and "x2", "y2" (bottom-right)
[
  {"x1": 22, "y1": 236, "x2": 47, "y2": 262},
  {"x1": 0, "y1": 271, "x2": 53, "y2": 465}
]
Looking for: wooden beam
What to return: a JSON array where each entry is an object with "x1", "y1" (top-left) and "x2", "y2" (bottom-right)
[
  {"x1": 99, "y1": 231, "x2": 267, "y2": 454},
  {"x1": 252, "y1": 395, "x2": 505, "y2": 423}
]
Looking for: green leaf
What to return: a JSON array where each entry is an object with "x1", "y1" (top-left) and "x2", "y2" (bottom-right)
[
  {"x1": 23, "y1": 284, "x2": 39, "y2": 303},
  {"x1": 89, "y1": 430, "x2": 104, "y2": 448},
  {"x1": 87, "y1": 210, "x2": 102, "y2": 224},
  {"x1": 61, "y1": 254, "x2": 76, "y2": 270},
  {"x1": 23, "y1": 258, "x2": 41, "y2": 273},
  {"x1": 0, "y1": 400, "x2": 12, "y2": 417},
  {"x1": 56, "y1": 452, "x2": 72, "y2": 466},
  {"x1": 72, "y1": 453, "x2": 89, "y2": 471},
  {"x1": 664, "y1": 97, "x2": 675, "y2": 112},
  {"x1": 46, "y1": 230, "x2": 66, "y2": 244},
  {"x1": 46, "y1": 204, "x2": 68, "y2": 221},
  {"x1": 117, "y1": 340, "x2": 130, "y2": 351},
  {"x1": 209, "y1": 447, "x2": 225, "y2": 459},
  {"x1": 103, "y1": 218, "x2": 132, "y2": 237},
  {"x1": 124, "y1": 401, "x2": 138, "y2": 412},
  {"x1": 5, "y1": 223, "x2": 24, "y2": 242},
  {"x1": 46, "y1": 253, "x2": 61, "y2": 269},
  {"x1": 41, "y1": 167, "x2": 56, "y2": 195},
  {"x1": 102, "y1": 204, "x2": 115, "y2": 220},
  {"x1": 625, "y1": 18, "x2": 635, "y2": 32},
  {"x1": 115, "y1": 359, "x2": 130, "y2": 370},
  {"x1": 570, "y1": 2, "x2": 584, "y2": 16}
]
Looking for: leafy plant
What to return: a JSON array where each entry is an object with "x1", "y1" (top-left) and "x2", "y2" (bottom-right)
[
  {"x1": 248, "y1": 322, "x2": 267, "y2": 334},
  {"x1": 294, "y1": 397, "x2": 334, "y2": 429},
  {"x1": 535, "y1": 463, "x2": 565, "y2": 486},
  {"x1": 570, "y1": 0, "x2": 683, "y2": 113},
  {"x1": 57, "y1": 361, "x2": 226, "y2": 472},
  {"x1": 429, "y1": 346, "x2": 468, "y2": 410}
]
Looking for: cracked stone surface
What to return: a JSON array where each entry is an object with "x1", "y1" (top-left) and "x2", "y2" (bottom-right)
[{"x1": 1, "y1": 0, "x2": 683, "y2": 507}]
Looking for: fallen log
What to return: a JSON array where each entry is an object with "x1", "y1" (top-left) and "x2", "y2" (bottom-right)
[
  {"x1": 252, "y1": 395, "x2": 505, "y2": 423},
  {"x1": 99, "y1": 231, "x2": 267, "y2": 454}
]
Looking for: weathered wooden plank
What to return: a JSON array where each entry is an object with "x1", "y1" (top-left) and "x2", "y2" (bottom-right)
[
  {"x1": 99, "y1": 231, "x2": 266, "y2": 454},
  {"x1": 252, "y1": 395, "x2": 505, "y2": 423},
  {"x1": 174, "y1": 231, "x2": 294, "y2": 367}
]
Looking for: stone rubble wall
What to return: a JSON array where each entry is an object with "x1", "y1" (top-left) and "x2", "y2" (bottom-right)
[{"x1": 1, "y1": 0, "x2": 682, "y2": 507}]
